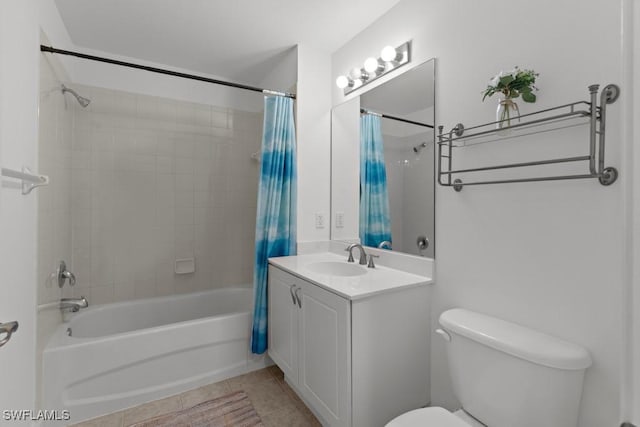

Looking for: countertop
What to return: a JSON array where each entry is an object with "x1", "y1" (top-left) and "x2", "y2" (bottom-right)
[{"x1": 268, "y1": 252, "x2": 432, "y2": 300}]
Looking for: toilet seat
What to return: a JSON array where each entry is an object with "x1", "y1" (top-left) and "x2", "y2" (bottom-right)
[{"x1": 386, "y1": 407, "x2": 471, "y2": 427}]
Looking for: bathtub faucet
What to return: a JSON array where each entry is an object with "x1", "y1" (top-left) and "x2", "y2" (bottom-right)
[{"x1": 60, "y1": 297, "x2": 89, "y2": 313}]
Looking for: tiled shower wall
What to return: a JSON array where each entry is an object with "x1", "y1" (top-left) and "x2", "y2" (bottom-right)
[
  {"x1": 382, "y1": 132, "x2": 435, "y2": 257},
  {"x1": 69, "y1": 86, "x2": 262, "y2": 304}
]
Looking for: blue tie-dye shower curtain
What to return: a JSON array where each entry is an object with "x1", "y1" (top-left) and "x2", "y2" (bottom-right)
[
  {"x1": 251, "y1": 95, "x2": 297, "y2": 354},
  {"x1": 360, "y1": 114, "x2": 391, "y2": 248}
]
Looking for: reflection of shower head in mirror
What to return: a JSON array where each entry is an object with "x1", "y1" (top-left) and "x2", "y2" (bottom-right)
[{"x1": 412, "y1": 141, "x2": 428, "y2": 153}]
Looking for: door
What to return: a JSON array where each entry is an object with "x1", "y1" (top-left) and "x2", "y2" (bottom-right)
[
  {"x1": 0, "y1": 0, "x2": 39, "y2": 415},
  {"x1": 267, "y1": 266, "x2": 299, "y2": 383},
  {"x1": 298, "y1": 281, "x2": 351, "y2": 427}
]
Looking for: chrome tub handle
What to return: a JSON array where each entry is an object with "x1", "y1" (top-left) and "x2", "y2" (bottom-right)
[
  {"x1": 0, "y1": 321, "x2": 19, "y2": 348},
  {"x1": 57, "y1": 261, "x2": 76, "y2": 287}
]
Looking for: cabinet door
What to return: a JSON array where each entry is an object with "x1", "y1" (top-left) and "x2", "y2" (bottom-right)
[
  {"x1": 268, "y1": 266, "x2": 298, "y2": 384},
  {"x1": 298, "y1": 281, "x2": 351, "y2": 427}
]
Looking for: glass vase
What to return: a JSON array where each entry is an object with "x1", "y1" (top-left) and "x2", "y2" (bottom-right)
[{"x1": 496, "y1": 98, "x2": 520, "y2": 132}]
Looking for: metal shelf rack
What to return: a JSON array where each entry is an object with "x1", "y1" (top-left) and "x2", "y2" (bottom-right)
[{"x1": 437, "y1": 84, "x2": 620, "y2": 191}]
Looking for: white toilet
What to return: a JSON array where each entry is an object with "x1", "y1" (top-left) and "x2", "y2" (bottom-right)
[{"x1": 387, "y1": 308, "x2": 592, "y2": 427}]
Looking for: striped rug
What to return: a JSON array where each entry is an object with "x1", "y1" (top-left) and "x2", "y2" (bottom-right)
[{"x1": 130, "y1": 390, "x2": 263, "y2": 427}]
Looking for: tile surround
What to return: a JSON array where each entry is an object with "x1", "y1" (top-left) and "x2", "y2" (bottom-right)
[{"x1": 66, "y1": 85, "x2": 263, "y2": 305}]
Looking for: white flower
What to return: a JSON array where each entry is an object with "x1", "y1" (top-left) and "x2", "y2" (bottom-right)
[{"x1": 490, "y1": 68, "x2": 518, "y2": 87}]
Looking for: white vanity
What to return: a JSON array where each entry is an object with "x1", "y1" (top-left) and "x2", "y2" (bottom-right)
[{"x1": 268, "y1": 251, "x2": 433, "y2": 427}]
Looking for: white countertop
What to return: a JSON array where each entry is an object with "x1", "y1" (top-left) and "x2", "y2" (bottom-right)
[{"x1": 269, "y1": 252, "x2": 433, "y2": 300}]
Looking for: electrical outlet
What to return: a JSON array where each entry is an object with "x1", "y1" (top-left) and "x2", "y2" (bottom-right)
[
  {"x1": 335, "y1": 212, "x2": 344, "y2": 228},
  {"x1": 315, "y1": 212, "x2": 325, "y2": 229}
]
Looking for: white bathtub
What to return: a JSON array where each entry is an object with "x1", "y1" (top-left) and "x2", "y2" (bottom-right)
[{"x1": 42, "y1": 287, "x2": 267, "y2": 424}]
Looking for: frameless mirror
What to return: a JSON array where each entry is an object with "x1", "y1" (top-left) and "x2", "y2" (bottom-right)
[{"x1": 330, "y1": 59, "x2": 435, "y2": 257}]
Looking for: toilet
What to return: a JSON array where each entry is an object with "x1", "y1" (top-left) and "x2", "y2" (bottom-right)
[{"x1": 387, "y1": 308, "x2": 592, "y2": 427}]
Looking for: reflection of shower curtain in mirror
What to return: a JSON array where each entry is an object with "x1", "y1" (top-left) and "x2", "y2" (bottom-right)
[
  {"x1": 251, "y1": 95, "x2": 297, "y2": 354},
  {"x1": 360, "y1": 114, "x2": 391, "y2": 248}
]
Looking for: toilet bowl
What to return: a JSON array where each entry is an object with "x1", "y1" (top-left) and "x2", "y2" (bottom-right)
[
  {"x1": 386, "y1": 407, "x2": 485, "y2": 427},
  {"x1": 385, "y1": 308, "x2": 592, "y2": 427}
]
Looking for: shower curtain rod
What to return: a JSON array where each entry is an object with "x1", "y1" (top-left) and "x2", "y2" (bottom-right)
[
  {"x1": 361, "y1": 108, "x2": 434, "y2": 128},
  {"x1": 40, "y1": 45, "x2": 296, "y2": 99}
]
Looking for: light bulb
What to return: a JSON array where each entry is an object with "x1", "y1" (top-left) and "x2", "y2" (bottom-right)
[
  {"x1": 364, "y1": 57, "x2": 382, "y2": 73},
  {"x1": 352, "y1": 79, "x2": 363, "y2": 89},
  {"x1": 381, "y1": 45, "x2": 398, "y2": 62},
  {"x1": 350, "y1": 68, "x2": 362, "y2": 79},
  {"x1": 336, "y1": 75, "x2": 350, "y2": 89}
]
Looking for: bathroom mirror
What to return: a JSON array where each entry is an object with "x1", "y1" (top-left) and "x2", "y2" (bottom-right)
[{"x1": 330, "y1": 59, "x2": 435, "y2": 257}]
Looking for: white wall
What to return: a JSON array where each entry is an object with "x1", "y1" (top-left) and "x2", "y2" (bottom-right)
[
  {"x1": 0, "y1": 0, "x2": 39, "y2": 411},
  {"x1": 258, "y1": 46, "x2": 298, "y2": 95},
  {"x1": 296, "y1": 44, "x2": 332, "y2": 243},
  {"x1": 633, "y1": 0, "x2": 640, "y2": 420},
  {"x1": 331, "y1": 0, "x2": 625, "y2": 425},
  {"x1": 330, "y1": 97, "x2": 360, "y2": 241},
  {"x1": 38, "y1": 0, "x2": 76, "y2": 80},
  {"x1": 622, "y1": 0, "x2": 640, "y2": 422}
]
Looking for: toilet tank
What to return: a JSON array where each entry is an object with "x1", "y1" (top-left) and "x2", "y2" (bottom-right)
[{"x1": 439, "y1": 309, "x2": 591, "y2": 427}]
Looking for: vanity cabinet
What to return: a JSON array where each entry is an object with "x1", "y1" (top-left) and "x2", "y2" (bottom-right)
[
  {"x1": 268, "y1": 263, "x2": 430, "y2": 427},
  {"x1": 268, "y1": 265, "x2": 351, "y2": 427}
]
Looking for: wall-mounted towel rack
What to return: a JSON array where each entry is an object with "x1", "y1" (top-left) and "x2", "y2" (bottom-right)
[
  {"x1": 1, "y1": 167, "x2": 49, "y2": 195},
  {"x1": 437, "y1": 84, "x2": 620, "y2": 191}
]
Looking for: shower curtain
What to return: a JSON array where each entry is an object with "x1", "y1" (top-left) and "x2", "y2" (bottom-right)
[
  {"x1": 360, "y1": 114, "x2": 392, "y2": 248},
  {"x1": 251, "y1": 95, "x2": 297, "y2": 354}
]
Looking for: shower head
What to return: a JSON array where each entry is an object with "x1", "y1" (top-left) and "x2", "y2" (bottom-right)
[
  {"x1": 412, "y1": 141, "x2": 428, "y2": 153},
  {"x1": 61, "y1": 84, "x2": 91, "y2": 108}
]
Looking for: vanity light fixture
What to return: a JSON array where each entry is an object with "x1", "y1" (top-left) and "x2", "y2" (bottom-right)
[
  {"x1": 336, "y1": 41, "x2": 411, "y2": 95},
  {"x1": 335, "y1": 75, "x2": 353, "y2": 89},
  {"x1": 381, "y1": 45, "x2": 403, "y2": 62},
  {"x1": 350, "y1": 67, "x2": 369, "y2": 81},
  {"x1": 364, "y1": 57, "x2": 385, "y2": 74}
]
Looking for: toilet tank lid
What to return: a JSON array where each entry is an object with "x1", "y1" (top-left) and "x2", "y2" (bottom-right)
[{"x1": 439, "y1": 308, "x2": 592, "y2": 370}]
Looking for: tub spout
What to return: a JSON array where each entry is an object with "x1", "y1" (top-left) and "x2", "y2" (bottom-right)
[{"x1": 60, "y1": 297, "x2": 89, "y2": 313}]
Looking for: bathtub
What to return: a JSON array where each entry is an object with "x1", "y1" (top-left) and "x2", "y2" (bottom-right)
[{"x1": 42, "y1": 287, "x2": 267, "y2": 424}]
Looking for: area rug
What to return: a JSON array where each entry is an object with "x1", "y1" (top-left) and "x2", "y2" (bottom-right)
[{"x1": 130, "y1": 390, "x2": 264, "y2": 427}]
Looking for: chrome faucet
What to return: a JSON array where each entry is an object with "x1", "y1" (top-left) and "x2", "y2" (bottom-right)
[
  {"x1": 345, "y1": 243, "x2": 368, "y2": 265},
  {"x1": 60, "y1": 297, "x2": 89, "y2": 313}
]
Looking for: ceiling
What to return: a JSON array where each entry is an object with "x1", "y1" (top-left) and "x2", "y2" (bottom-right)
[{"x1": 54, "y1": 0, "x2": 402, "y2": 85}]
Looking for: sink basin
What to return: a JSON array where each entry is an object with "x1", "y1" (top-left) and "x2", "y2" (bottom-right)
[{"x1": 305, "y1": 261, "x2": 367, "y2": 277}]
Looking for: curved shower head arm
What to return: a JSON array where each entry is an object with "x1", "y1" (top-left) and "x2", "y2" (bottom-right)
[{"x1": 61, "y1": 84, "x2": 91, "y2": 108}]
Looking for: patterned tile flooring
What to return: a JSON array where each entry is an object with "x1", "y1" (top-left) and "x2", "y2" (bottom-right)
[{"x1": 71, "y1": 366, "x2": 321, "y2": 427}]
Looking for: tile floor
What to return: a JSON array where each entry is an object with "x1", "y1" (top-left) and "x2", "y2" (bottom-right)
[{"x1": 71, "y1": 365, "x2": 321, "y2": 427}]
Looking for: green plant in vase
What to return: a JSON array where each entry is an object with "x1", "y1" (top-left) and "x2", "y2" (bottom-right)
[{"x1": 482, "y1": 67, "x2": 539, "y2": 130}]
